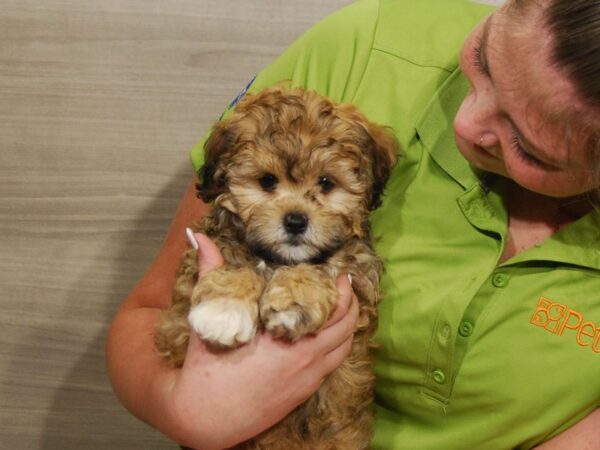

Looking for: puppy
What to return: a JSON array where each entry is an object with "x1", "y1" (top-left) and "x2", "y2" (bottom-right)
[{"x1": 155, "y1": 86, "x2": 398, "y2": 449}]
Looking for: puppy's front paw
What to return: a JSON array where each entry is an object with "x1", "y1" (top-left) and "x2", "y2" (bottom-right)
[
  {"x1": 188, "y1": 266, "x2": 265, "y2": 348},
  {"x1": 260, "y1": 265, "x2": 337, "y2": 341},
  {"x1": 188, "y1": 299, "x2": 258, "y2": 348}
]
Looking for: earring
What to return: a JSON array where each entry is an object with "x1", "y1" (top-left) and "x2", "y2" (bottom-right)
[{"x1": 478, "y1": 136, "x2": 485, "y2": 146}]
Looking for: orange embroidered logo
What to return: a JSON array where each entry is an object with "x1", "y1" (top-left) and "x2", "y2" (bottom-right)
[{"x1": 530, "y1": 297, "x2": 600, "y2": 353}]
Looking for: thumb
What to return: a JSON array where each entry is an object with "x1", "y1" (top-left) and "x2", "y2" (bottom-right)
[
  {"x1": 182, "y1": 329, "x2": 208, "y2": 365},
  {"x1": 185, "y1": 228, "x2": 224, "y2": 277}
]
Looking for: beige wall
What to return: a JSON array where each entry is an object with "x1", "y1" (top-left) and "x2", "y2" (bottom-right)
[{"x1": 0, "y1": 1, "x2": 500, "y2": 448}]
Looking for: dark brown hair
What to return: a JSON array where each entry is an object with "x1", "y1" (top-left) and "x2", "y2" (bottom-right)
[
  {"x1": 544, "y1": 0, "x2": 600, "y2": 199},
  {"x1": 544, "y1": 0, "x2": 600, "y2": 107},
  {"x1": 508, "y1": 0, "x2": 600, "y2": 199}
]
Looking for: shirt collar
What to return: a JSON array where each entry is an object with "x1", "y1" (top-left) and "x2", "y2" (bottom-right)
[
  {"x1": 505, "y1": 210, "x2": 600, "y2": 270},
  {"x1": 415, "y1": 67, "x2": 484, "y2": 191}
]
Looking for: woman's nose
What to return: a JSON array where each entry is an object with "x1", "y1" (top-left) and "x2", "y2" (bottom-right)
[{"x1": 454, "y1": 88, "x2": 499, "y2": 147}]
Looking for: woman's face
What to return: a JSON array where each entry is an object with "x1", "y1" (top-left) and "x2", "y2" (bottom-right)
[{"x1": 454, "y1": 3, "x2": 596, "y2": 198}]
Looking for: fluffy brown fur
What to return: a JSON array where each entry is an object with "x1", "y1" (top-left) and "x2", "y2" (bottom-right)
[{"x1": 154, "y1": 86, "x2": 398, "y2": 449}]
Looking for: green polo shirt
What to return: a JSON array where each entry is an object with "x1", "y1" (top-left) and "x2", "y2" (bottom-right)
[{"x1": 190, "y1": 0, "x2": 600, "y2": 448}]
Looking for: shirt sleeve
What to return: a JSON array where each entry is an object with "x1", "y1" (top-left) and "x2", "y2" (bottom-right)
[{"x1": 190, "y1": 0, "x2": 380, "y2": 173}]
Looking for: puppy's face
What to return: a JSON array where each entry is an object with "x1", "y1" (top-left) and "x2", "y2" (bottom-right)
[{"x1": 198, "y1": 87, "x2": 398, "y2": 265}]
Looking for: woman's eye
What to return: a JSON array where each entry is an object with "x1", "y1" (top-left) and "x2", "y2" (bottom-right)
[
  {"x1": 318, "y1": 176, "x2": 335, "y2": 193},
  {"x1": 259, "y1": 173, "x2": 278, "y2": 191},
  {"x1": 510, "y1": 134, "x2": 547, "y2": 168}
]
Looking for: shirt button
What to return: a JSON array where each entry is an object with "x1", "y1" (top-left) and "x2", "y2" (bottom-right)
[
  {"x1": 432, "y1": 369, "x2": 446, "y2": 384},
  {"x1": 459, "y1": 321, "x2": 474, "y2": 337},
  {"x1": 492, "y1": 273, "x2": 509, "y2": 288}
]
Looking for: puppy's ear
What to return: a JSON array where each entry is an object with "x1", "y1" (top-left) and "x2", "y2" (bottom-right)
[
  {"x1": 365, "y1": 123, "x2": 399, "y2": 210},
  {"x1": 196, "y1": 122, "x2": 235, "y2": 203}
]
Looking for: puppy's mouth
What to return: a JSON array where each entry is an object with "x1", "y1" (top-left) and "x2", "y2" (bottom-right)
[
  {"x1": 285, "y1": 235, "x2": 305, "y2": 247},
  {"x1": 248, "y1": 237, "x2": 342, "y2": 266}
]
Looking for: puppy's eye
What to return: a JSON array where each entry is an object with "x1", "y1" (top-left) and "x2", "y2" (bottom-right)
[
  {"x1": 259, "y1": 173, "x2": 278, "y2": 191},
  {"x1": 318, "y1": 176, "x2": 335, "y2": 193}
]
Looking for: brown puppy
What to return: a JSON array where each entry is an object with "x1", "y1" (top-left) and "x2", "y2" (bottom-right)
[{"x1": 155, "y1": 86, "x2": 398, "y2": 449}]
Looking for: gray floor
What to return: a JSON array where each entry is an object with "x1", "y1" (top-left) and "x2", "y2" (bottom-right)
[{"x1": 0, "y1": 0, "x2": 501, "y2": 448}]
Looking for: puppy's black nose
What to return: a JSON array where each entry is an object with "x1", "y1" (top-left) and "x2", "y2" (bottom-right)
[{"x1": 283, "y1": 212, "x2": 308, "y2": 235}]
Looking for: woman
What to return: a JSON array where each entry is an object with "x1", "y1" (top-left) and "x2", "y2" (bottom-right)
[{"x1": 106, "y1": 0, "x2": 600, "y2": 448}]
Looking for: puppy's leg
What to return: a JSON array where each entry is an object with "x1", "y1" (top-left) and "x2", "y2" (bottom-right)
[
  {"x1": 188, "y1": 266, "x2": 265, "y2": 348},
  {"x1": 259, "y1": 264, "x2": 337, "y2": 341}
]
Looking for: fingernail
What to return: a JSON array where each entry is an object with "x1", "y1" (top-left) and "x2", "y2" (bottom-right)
[
  {"x1": 185, "y1": 227, "x2": 199, "y2": 250},
  {"x1": 347, "y1": 273, "x2": 353, "y2": 285}
]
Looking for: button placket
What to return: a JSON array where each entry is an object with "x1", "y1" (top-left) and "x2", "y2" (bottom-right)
[
  {"x1": 420, "y1": 187, "x2": 507, "y2": 405},
  {"x1": 423, "y1": 315, "x2": 456, "y2": 402}
]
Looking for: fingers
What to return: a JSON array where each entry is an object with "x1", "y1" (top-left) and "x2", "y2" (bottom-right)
[
  {"x1": 182, "y1": 331, "x2": 207, "y2": 367},
  {"x1": 185, "y1": 228, "x2": 224, "y2": 277},
  {"x1": 321, "y1": 332, "x2": 354, "y2": 375},
  {"x1": 324, "y1": 274, "x2": 354, "y2": 328},
  {"x1": 319, "y1": 293, "x2": 358, "y2": 375},
  {"x1": 316, "y1": 291, "x2": 359, "y2": 355}
]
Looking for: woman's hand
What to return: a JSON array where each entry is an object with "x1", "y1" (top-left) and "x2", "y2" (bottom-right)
[{"x1": 161, "y1": 233, "x2": 359, "y2": 450}]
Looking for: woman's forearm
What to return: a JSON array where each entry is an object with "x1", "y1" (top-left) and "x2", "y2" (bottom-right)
[
  {"x1": 106, "y1": 303, "x2": 244, "y2": 449},
  {"x1": 106, "y1": 305, "x2": 174, "y2": 429}
]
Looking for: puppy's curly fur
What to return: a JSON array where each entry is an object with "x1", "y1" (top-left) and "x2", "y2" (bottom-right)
[{"x1": 154, "y1": 86, "x2": 398, "y2": 449}]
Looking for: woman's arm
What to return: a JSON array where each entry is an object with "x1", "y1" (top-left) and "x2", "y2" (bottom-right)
[
  {"x1": 535, "y1": 409, "x2": 600, "y2": 450},
  {"x1": 105, "y1": 177, "x2": 358, "y2": 449}
]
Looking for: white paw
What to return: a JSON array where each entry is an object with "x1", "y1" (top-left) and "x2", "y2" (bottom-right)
[
  {"x1": 264, "y1": 309, "x2": 303, "y2": 333},
  {"x1": 188, "y1": 299, "x2": 258, "y2": 347}
]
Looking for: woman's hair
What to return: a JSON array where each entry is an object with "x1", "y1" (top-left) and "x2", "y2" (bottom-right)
[
  {"x1": 544, "y1": 0, "x2": 600, "y2": 110},
  {"x1": 545, "y1": 0, "x2": 600, "y2": 201},
  {"x1": 510, "y1": 0, "x2": 600, "y2": 200}
]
